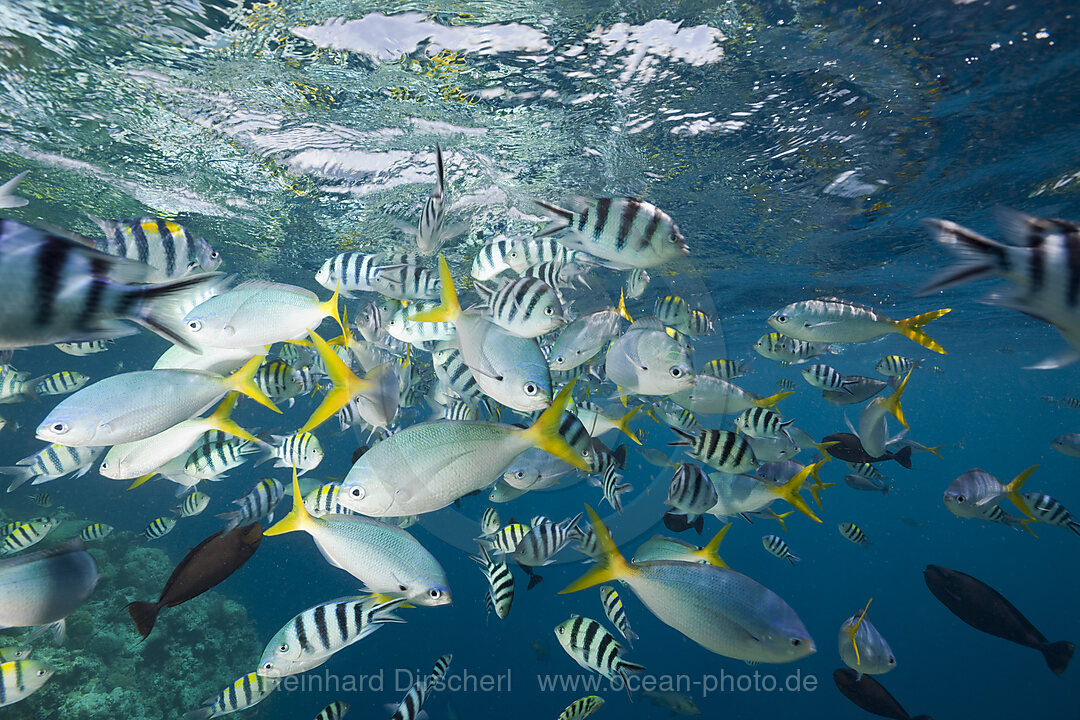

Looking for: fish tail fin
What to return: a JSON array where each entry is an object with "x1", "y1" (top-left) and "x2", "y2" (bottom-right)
[
  {"x1": 411, "y1": 254, "x2": 461, "y2": 323},
  {"x1": 263, "y1": 468, "x2": 312, "y2": 537},
  {"x1": 616, "y1": 289, "x2": 633, "y2": 322},
  {"x1": 769, "y1": 460, "x2": 826, "y2": 523},
  {"x1": 0, "y1": 466, "x2": 34, "y2": 493},
  {"x1": 126, "y1": 473, "x2": 155, "y2": 490},
  {"x1": 881, "y1": 369, "x2": 913, "y2": 429},
  {"x1": 613, "y1": 405, "x2": 643, "y2": 445},
  {"x1": 224, "y1": 355, "x2": 280, "y2": 413},
  {"x1": 895, "y1": 309, "x2": 951, "y2": 354},
  {"x1": 126, "y1": 601, "x2": 160, "y2": 640},
  {"x1": 700, "y1": 523, "x2": 731, "y2": 568},
  {"x1": 1004, "y1": 465, "x2": 1041, "y2": 521},
  {"x1": 318, "y1": 281, "x2": 346, "y2": 338},
  {"x1": 130, "y1": 273, "x2": 225, "y2": 352},
  {"x1": 298, "y1": 330, "x2": 373, "y2": 433},
  {"x1": 527, "y1": 573, "x2": 544, "y2": 590},
  {"x1": 204, "y1": 392, "x2": 260, "y2": 444},
  {"x1": 811, "y1": 443, "x2": 837, "y2": 466},
  {"x1": 559, "y1": 505, "x2": 634, "y2": 594},
  {"x1": 893, "y1": 445, "x2": 913, "y2": 469},
  {"x1": 1041, "y1": 640, "x2": 1075, "y2": 675},
  {"x1": 668, "y1": 428, "x2": 695, "y2": 447},
  {"x1": 533, "y1": 200, "x2": 573, "y2": 238},
  {"x1": 846, "y1": 598, "x2": 872, "y2": 666},
  {"x1": 520, "y1": 380, "x2": 590, "y2": 471},
  {"x1": 753, "y1": 390, "x2": 795, "y2": 410},
  {"x1": 919, "y1": 219, "x2": 1007, "y2": 294},
  {"x1": 770, "y1": 509, "x2": 793, "y2": 533}
]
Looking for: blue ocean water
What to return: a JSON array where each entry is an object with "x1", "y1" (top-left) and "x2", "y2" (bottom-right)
[{"x1": 0, "y1": 0, "x2": 1079, "y2": 718}]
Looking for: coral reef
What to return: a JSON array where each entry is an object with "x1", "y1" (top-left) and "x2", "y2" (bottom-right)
[{"x1": 0, "y1": 528, "x2": 267, "y2": 718}]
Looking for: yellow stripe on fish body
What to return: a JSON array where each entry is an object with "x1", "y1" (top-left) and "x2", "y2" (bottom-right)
[
  {"x1": 701, "y1": 358, "x2": 749, "y2": 380},
  {"x1": 189, "y1": 672, "x2": 279, "y2": 719},
  {"x1": 838, "y1": 522, "x2": 870, "y2": 546},
  {"x1": 600, "y1": 586, "x2": 638, "y2": 646},
  {"x1": 762, "y1": 534, "x2": 800, "y2": 564},
  {"x1": 0, "y1": 659, "x2": 54, "y2": 708},
  {"x1": 78, "y1": 523, "x2": 113, "y2": 542},
  {"x1": 174, "y1": 491, "x2": 210, "y2": 518},
  {"x1": 558, "y1": 695, "x2": 605, "y2": 720},
  {"x1": 875, "y1": 355, "x2": 918, "y2": 377},
  {"x1": 35, "y1": 371, "x2": 89, "y2": 396},
  {"x1": 144, "y1": 516, "x2": 177, "y2": 541},
  {"x1": 487, "y1": 523, "x2": 530, "y2": 555},
  {"x1": 0, "y1": 520, "x2": 54, "y2": 555}
]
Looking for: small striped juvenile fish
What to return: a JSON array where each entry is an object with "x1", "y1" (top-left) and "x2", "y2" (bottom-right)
[
  {"x1": 514, "y1": 513, "x2": 583, "y2": 568},
  {"x1": 78, "y1": 523, "x2": 113, "y2": 542},
  {"x1": 776, "y1": 378, "x2": 797, "y2": 391},
  {"x1": 557, "y1": 695, "x2": 604, "y2": 720},
  {"x1": 505, "y1": 238, "x2": 581, "y2": 274},
  {"x1": 600, "y1": 586, "x2": 638, "y2": 646},
  {"x1": 554, "y1": 615, "x2": 645, "y2": 700},
  {"x1": 0, "y1": 648, "x2": 30, "y2": 662},
  {"x1": 479, "y1": 507, "x2": 500, "y2": 536},
  {"x1": 670, "y1": 428, "x2": 757, "y2": 474},
  {"x1": 390, "y1": 654, "x2": 452, "y2": 720},
  {"x1": 29, "y1": 492, "x2": 51, "y2": 507},
  {"x1": 183, "y1": 672, "x2": 279, "y2": 720},
  {"x1": 801, "y1": 363, "x2": 856, "y2": 393},
  {"x1": 666, "y1": 463, "x2": 718, "y2": 520},
  {"x1": 0, "y1": 519, "x2": 55, "y2": 555},
  {"x1": 838, "y1": 522, "x2": 870, "y2": 546},
  {"x1": 303, "y1": 483, "x2": 359, "y2": 517},
  {"x1": 54, "y1": 339, "x2": 111, "y2": 355},
  {"x1": 173, "y1": 491, "x2": 211, "y2": 518},
  {"x1": 0, "y1": 659, "x2": 54, "y2": 708},
  {"x1": 372, "y1": 264, "x2": 440, "y2": 301},
  {"x1": 734, "y1": 407, "x2": 793, "y2": 440},
  {"x1": 847, "y1": 461, "x2": 889, "y2": 481},
  {"x1": 315, "y1": 252, "x2": 384, "y2": 296},
  {"x1": 34, "y1": 371, "x2": 89, "y2": 396},
  {"x1": 521, "y1": 258, "x2": 591, "y2": 294},
  {"x1": 0, "y1": 443, "x2": 103, "y2": 492},
  {"x1": 762, "y1": 534, "x2": 800, "y2": 564},
  {"x1": 624, "y1": 268, "x2": 650, "y2": 299},
  {"x1": 535, "y1": 196, "x2": 688, "y2": 269},
  {"x1": 144, "y1": 516, "x2": 177, "y2": 541},
  {"x1": 471, "y1": 237, "x2": 516, "y2": 281},
  {"x1": 875, "y1": 355, "x2": 919, "y2": 377},
  {"x1": 700, "y1": 359, "x2": 750, "y2": 380},
  {"x1": 257, "y1": 596, "x2": 406, "y2": 677},
  {"x1": 472, "y1": 543, "x2": 514, "y2": 620},
  {"x1": 476, "y1": 276, "x2": 564, "y2": 338},
  {"x1": 485, "y1": 523, "x2": 530, "y2": 556},
  {"x1": 753, "y1": 332, "x2": 829, "y2": 364},
  {"x1": 686, "y1": 308, "x2": 714, "y2": 336},
  {"x1": 313, "y1": 701, "x2": 349, "y2": 720},
  {"x1": 649, "y1": 399, "x2": 699, "y2": 434},
  {"x1": 655, "y1": 295, "x2": 690, "y2": 330},
  {"x1": 259, "y1": 432, "x2": 324, "y2": 475},
  {"x1": 184, "y1": 439, "x2": 259, "y2": 480},
  {"x1": 599, "y1": 463, "x2": 632, "y2": 515},
  {"x1": 255, "y1": 359, "x2": 303, "y2": 405},
  {"x1": 89, "y1": 216, "x2": 221, "y2": 280},
  {"x1": 1023, "y1": 493, "x2": 1080, "y2": 535},
  {"x1": 218, "y1": 478, "x2": 285, "y2": 532},
  {"x1": 416, "y1": 144, "x2": 447, "y2": 255},
  {"x1": 0, "y1": 367, "x2": 41, "y2": 403}
]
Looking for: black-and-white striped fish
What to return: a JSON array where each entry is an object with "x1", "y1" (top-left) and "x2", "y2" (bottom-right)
[
  {"x1": 173, "y1": 491, "x2": 210, "y2": 518},
  {"x1": 0, "y1": 444, "x2": 103, "y2": 492},
  {"x1": 655, "y1": 295, "x2": 691, "y2": 330},
  {"x1": 0, "y1": 220, "x2": 222, "y2": 351},
  {"x1": 847, "y1": 461, "x2": 888, "y2": 481},
  {"x1": 258, "y1": 596, "x2": 405, "y2": 678},
  {"x1": 734, "y1": 407, "x2": 794, "y2": 440},
  {"x1": 315, "y1": 252, "x2": 384, "y2": 296},
  {"x1": 54, "y1": 339, "x2": 111, "y2": 356},
  {"x1": 389, "y1": 654, "x2": 452, "y2": 720},
  {"x1": 599, "y1": 463, "x2": 632, "y2": 515},
  {"x1": 0, "y1": 519, "x2": 54, "y2": 555},
  {"x1": 479, "y1": 507, "x2": 500, "y2": 536},
  {"x1": 78, "y1": 523, "x2": 113, "y2": 542},
  {"x1": 485, "y1": 523, "x2": 530, "y2": 556},
  {"x1": 838, "y1": 522, "x2": 870, "y2": 546},
  {"x1": 1023, "y1": 493, "x2": 1080, "y2": 535},
  {"x1": 303, "y1": 483, "x2": 359, "y2": 517},
  {"x1": 255, "y1": 359, "x2": 303, "y2": 405},
  {"x1": 29, "y1": 492, "x2": 51, "y2": 508},
  {"x1": 535, "y1": 196, "x2": 688, "y2": 269},
  {"x1": 649, "y1": 399, "x2": 699, "y2": 434},
  {"x1": 313, "y1": 701, "x2": 349, "y2": 720},
  {"x1": 34, "y1": 371, "x2": 88, "y2": 396},
  {"x1": 89, "y1": 216, "x2": 221, "y2": 280},
  {"x1": 184, "y1": 672, "x2": 279, "y2": 720},
  {"x1": 372, "y1": 264, "x2": 440, "y2": 301},
  {"x1": 184, "y1": 439, "x2": 258, "y2": 480},
  {"x1": 554, "y1": 615, "x2": 645, "y2": 700},
  {"x1": 700, "y1": 359, "x2": 750, "y2": 381},
  {"x1": 921, "y1": 210, "x2": 1080, "y2": 368},
  {"x1": 801, "y1": 363, "x2": 856, "y2": 393},
  {"x1": 0, "y1": 367, "x2": 42, "y2": 403},
  {"x1": 624, "y1": 268, "x2": 650, "y2": 299},
  {"x1": 670, "y1": 428, "x2": 757, "y2": 474},
  {"x1": 143, "y1": 516, "x2": 177, "y2": 541},
  {"x1": 416, "y1": 144, "x2": 447, "y2": 255},
  {"x1": 218, "y1": 477, "x2": 285, "y2": 532},
  {"x1": 439, "y1": 399, "x2": 476, "y2": 421},
  {"x1": 514, "y1": 513, "x2": 583, "y2": 572},
  {"x1": 557, "y1": 695, "x2": 605, "y2": 720},
  {"x1": 522, "y1": 259, "x2": 591, "y2": 294},
  {"x1": 476, "y1": 276, "x2": 564, "y2": 338},
  {"x1": 471, "y1": 237, "x2": 515, "y2": 281},
  {"x1": 776, "y1": 378, "x2": 797, "y2": 391},
  {"x1": 666, "y1": 463, "x2": 718, "y2": 521},
  {"x1": 258, "y1": 432, "x2": 324, "y2": 475},
  {"x1": 753, "y1": 332, "x2": 829, "y2": 364},
  {"x1": 432, "y1": 346, "x2": 488, "y2": 411},
  {"x1": 600, "y1": 586, "x2": 638, "y2": 646},
  {"x1": 875, "y1": 355, "x2": 919, "y2": 377},
  {"x1": 505, "y1": 238, "x2": 584, "y2": 274},
  {"x1": 762, "y1": 534, "x2": 800, "y2": 564},
  {"x1": 472, "y1": 543, "x2": 514, "y2": 619},
  {"x1": 0, "y1": 659, "x2": 54, "y2": 708},
  {"x1": 686, "y1": 308, "x2": 714, "y2": 336}
]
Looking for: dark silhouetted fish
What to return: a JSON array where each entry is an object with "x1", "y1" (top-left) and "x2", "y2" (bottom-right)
[
  {"x1": 834, "y1": 668, "x2": 932, "y2": 719},
  {"x1": 924, "y1": 565, "x2": 1074, "y2": 675},
  {"x1": 822, "y1": 433, "x2": 912, "y2": 469},
  {"x1": 663, "y1": 510, "x2": 704, "y2": 535},
  {"x1": 127, "y1": 522, "x2": 263, "y2": 639}
]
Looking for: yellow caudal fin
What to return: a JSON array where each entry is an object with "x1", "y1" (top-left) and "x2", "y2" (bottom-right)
[
  {"x1": 365, "y1": 592, "x2": 416, "y2": 610},
  {"x1": 126, "y1": 473, "x2": 155, "y2": 490},
  {"x1": 880, "y1": 369, "x2": 912, "y2": 429},
  {"x1": 1004, "y1": 465, "x2": 1040, "y2": 521},
  {"x1": 768, "y1": 459, "x2": 827, "y2": 523},
  {"x1": 925, "y1": 444, "x2": 945, "y2": 459},
  {"x1": 560, "y1": 505, "x2": 635, "y2": 594},
  {"x1": 769, "y1": 509, "x2": 793, "y2": 533},
  {"x1": 617, "y1": 289, "x2": 633, "y2": 322},
  {"x1": 264, "y1": 468, "x2": 313, "y2": 537},
  {"x1": 895, "y1": 308, "x2": 951, "y2": 354},
  {"x1": 846, "y1": 598, "x2": 873, "y2": 666},
  {"x1": 753, "y1": 390, "x2": 795, "y2": 410},
  {"x1": 204, "y1": 392, "x2": 260, "y2": 444},
  {"x1": 695, "y1": 523, "x2": 731, "y2": 568},
  {"x1": 411, "y1": 254, "x2": 461, "y2": 324},
  {"x1": 813, "y1": 440, "x2": 839, "y2": 459},
  {"x1": 298, "y1": 330, "x2": 375, "y2": 433},
  {"x1": 613, "y1": 406, "x2": 643, "y2": 445},
  {"x1": 226, "y1": 355, "x2": 281, "y2": 414},
  {"x1": 1018, "y1": 517, "x2": 1040, "y2": 538},
  {"x1": 520, "y1": 380, "x2": 591, "y2": 471},
  {"x1": 318, "y1": 282, "x2": 346, "y2": 338},
  {"x1": 808, "y1": 480, "x2": 837, "y2": 509}
]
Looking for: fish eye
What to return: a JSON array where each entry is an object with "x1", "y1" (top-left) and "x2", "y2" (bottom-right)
[
  {"x1": 515, "y1": 471, "x2": 526, "y2": 479},
  {"x1": 428, "y1": 589, "x2": 442, "y2": 599},
  {"x1": 888, "y1": 657, "x2": 895, "y2": 665},
  {"x1": 50, "y1": 422, "x2": 68, "y2": 435},
  {"x1": 99, "y1": 461, "x2": 108, "y2": 469},
  {"x1": 277, "y1": 644, "x2": 288, "y2": 653},
  {"x1": 523, "y1": 382, "x2": 538, "y2": 396},
  {"x1": 187, "y1": 319, "x2": 202, "y2": 332},
  {"x1": 36, "y1": 669, "x2": 46, "y2": 677},
  {"x1": 545, "y1": 307, "x2": 554, "y2": 315},
  {"x1": 775, "y1": 315, "x2": 788, "y2": 323},
  {"x1": 553, "y1": 356, "x2": 565, "y2": 366},
  {"x1": 791, "y1": 638, "x2": 801, "y2": 647},
  {"x1": 350, "y1": 487, "x2": 365, "y2": 499},
  {"x1": 803, "y1": 322, "x2": 811, "y2": 328},
  {"x1": 669, "y1": 367, "x2": 684, "y2": 378},
  {"x1": 956, "y1": 495, "x2": 965, "y2": 503},
  {"x1": 398, "y1": 584, "x2": 407, "y2": 592}
]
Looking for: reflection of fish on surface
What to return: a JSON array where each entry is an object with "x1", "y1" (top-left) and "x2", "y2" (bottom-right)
[{"x1": 641, "y1": 689, "x2": 702, "y2": 716}]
